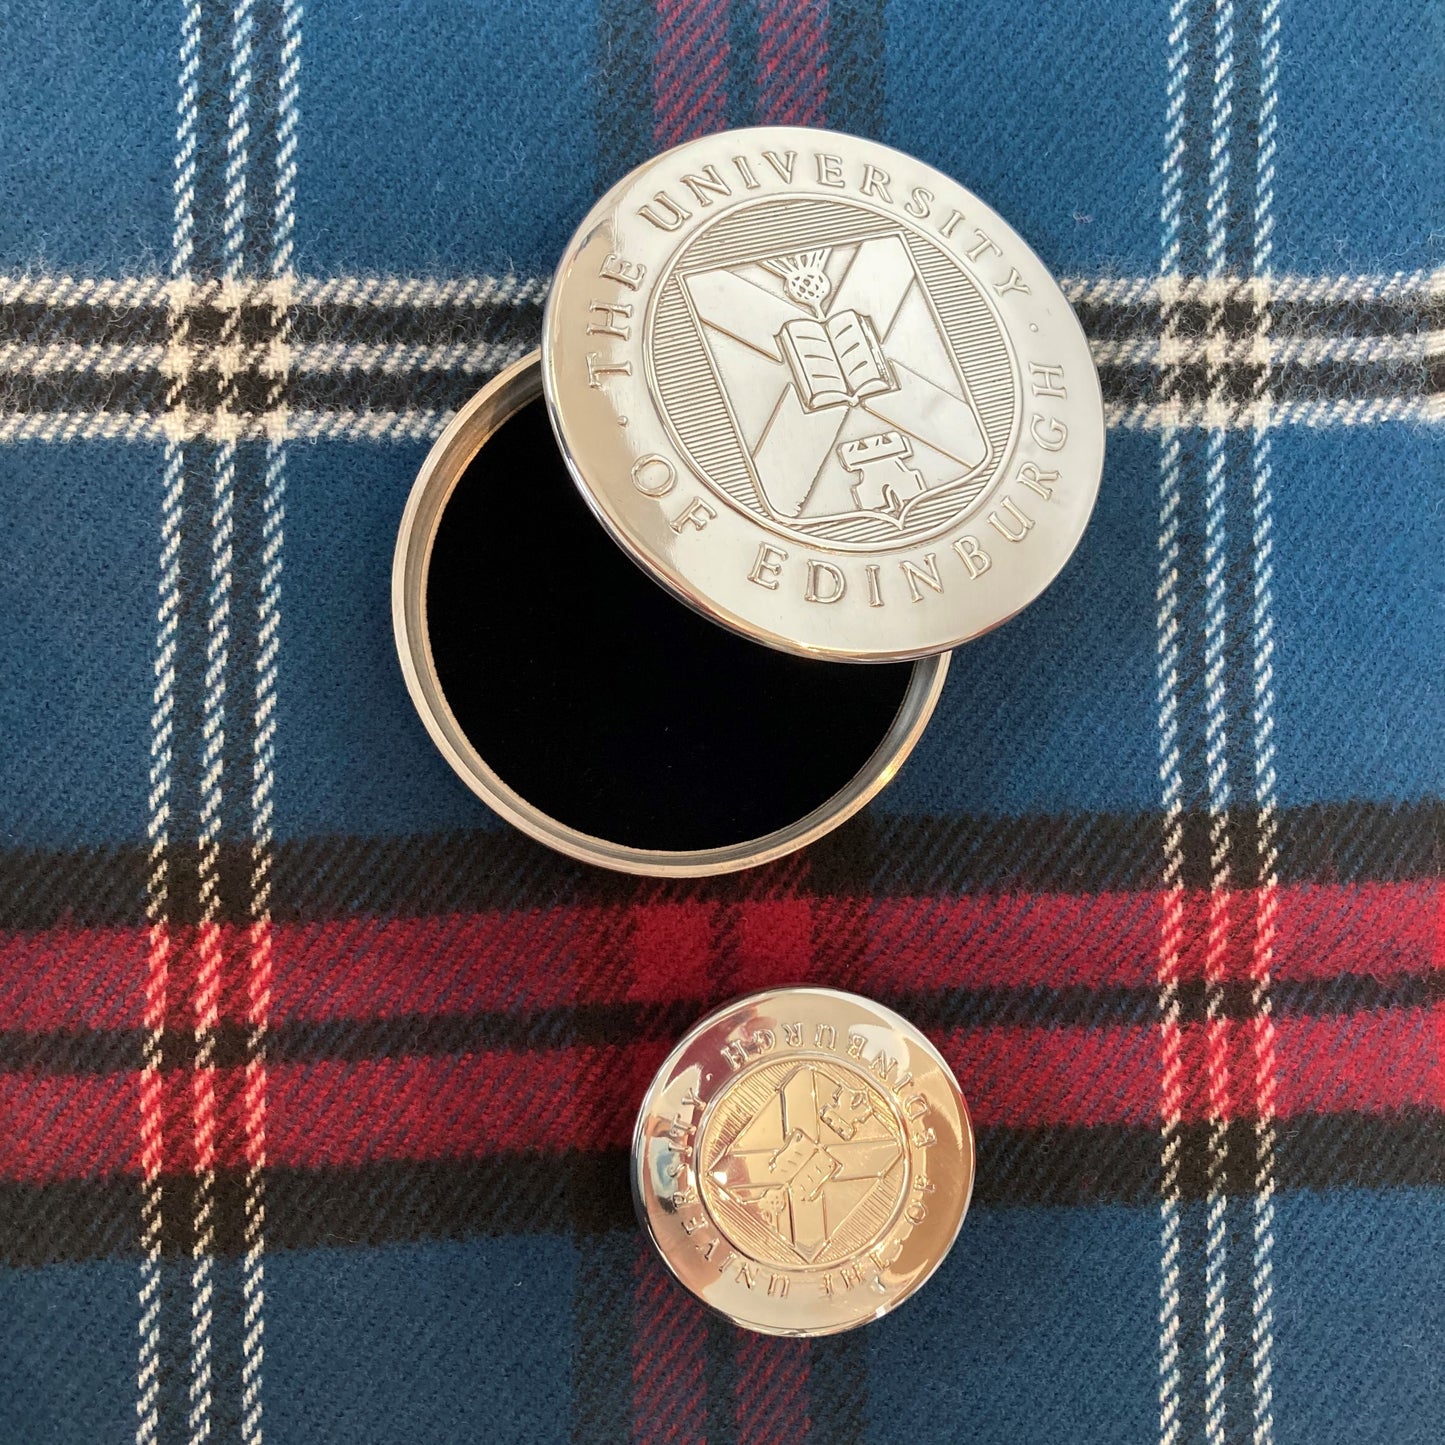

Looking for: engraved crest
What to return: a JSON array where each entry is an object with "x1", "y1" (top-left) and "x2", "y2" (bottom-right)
[
  {"x1": 700, "y1": 1059, "x2": 907, "y2": 1269},
  {"x1": 648, "y1": 199, "x2": 1021, "y2": 550},
  {"x1": 549, "y1": 126, "x2": 1104, "y2": 662}
]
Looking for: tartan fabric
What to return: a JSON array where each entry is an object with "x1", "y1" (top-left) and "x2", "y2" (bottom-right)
[{"x1": 0, "y1": 1, "x2": 1440, "y2": 1442}]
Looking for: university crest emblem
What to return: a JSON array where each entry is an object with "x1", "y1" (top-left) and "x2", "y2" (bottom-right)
[
  {"x1": 705, "y1": 1061, "x2": 907, "y2": 1268},
  {"x1": 679, "y1": 232, "x2": 993, "y2": 532}
]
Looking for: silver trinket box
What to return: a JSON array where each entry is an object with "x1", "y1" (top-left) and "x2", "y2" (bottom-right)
[{"x1": 393, "y1": 126, "x2": 1104, "y2": 875}]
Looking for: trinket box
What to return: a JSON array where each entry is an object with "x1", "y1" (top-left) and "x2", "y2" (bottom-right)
[{"x1": 393, "y1": 126, "x2": 1103, "y2": 875}]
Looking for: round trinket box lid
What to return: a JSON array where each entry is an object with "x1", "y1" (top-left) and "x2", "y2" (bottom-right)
[
  {"x1": 544, "y1": 125, "x2": 1104, "y2": 663},
  {"x1": 633, "y1": 987, "x2": 974, "y2": 1335}
]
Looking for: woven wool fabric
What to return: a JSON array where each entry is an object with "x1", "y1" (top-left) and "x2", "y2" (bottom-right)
[{"x1": 0, "y1": 1, "x2": 1440, "y2": 1441}]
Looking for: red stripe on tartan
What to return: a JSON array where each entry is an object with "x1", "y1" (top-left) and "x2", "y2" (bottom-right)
[
  {"x1": 859, "y1": 890, "x2": 1162, "y2": 992},
  {"x1": 628, "y1": 899, "x2": 721, "y2": 1002},
  {"x1": 5, "y1": 1011, "x2": 1438, "y2": 1183},
  {"x1": 0, "y1": 1070, "x2": 140, "y2": 1178},
  {"x1": 632, "y1": 1245, "x2": 708, "y2": 1444},
  {"x1": 949, "y1": 1008, "x2": 1445, "y2": 1126},
  {"x1": 281, "y1": 909, "x2": 642, "y2": 1020},
  {"x1": 0, "y1": 882, "x2": 1435, "y2": 1031},
  {"x1": 237, "y1": 878, "x2": 1445, "y2": 1009},
  {"x1": 1272, "y1": 1009, "x2": 1444, "y2": 1117},
  {"x1": 0, "y1": 925, "x2": 149, "y2": 1028},
  {"x1": 265, "y1": 1042, "x2": 675, "y2": 1169},
  {"x1": 756, "y1": 0, "x2": 826, "y2": 126},
  {"x1": 736, "y1": 1332, "x2": 810, "y2": 1445},
  {"x1": 866, "y1": 882, "x2": 1441, "y2": 992},
  {"x1": 653, "y1": 0, "x2": 730, "y2": 150},
  {"x1": 1270, "y1": 881, "x2": 1440, "y2": 982}
]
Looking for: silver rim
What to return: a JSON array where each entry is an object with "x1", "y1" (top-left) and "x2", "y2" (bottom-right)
[{"x1": 391, "y1": 351, "x2": 949, "y2": 877}]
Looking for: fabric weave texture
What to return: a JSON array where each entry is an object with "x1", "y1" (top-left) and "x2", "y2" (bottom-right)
[{"x1": 0, "y1": 1, "x2": 1440, "y2": 1442}]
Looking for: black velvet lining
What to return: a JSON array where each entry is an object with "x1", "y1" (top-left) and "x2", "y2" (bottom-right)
[{"x1": 424, "y1": 397, "x2": 915, "y2": 853}]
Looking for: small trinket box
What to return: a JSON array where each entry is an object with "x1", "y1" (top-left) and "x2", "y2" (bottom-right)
[{"x1": 633, "y1": 988, "x2": 974, "y2": 1334}]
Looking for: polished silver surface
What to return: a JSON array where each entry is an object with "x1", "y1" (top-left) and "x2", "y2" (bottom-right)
[
  {"x1": 391, "y1": 352, "x2": 948, "y2": 877},
  {"x1": 545, "y1": 125, "x2": 1104, "y2": 662},
  {"x1": 634, "y1": 988, "x2": 974, "y2": 1334}
]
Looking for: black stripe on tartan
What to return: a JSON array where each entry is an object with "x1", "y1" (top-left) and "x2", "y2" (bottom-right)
[
  {"x1": 807, "y1": 1326, "x2": 869, "y2": 1445},
  {"x1": 594, "y1": 0, "x2": 655, "y2": 188},
  {"x1": 1219, "y1": 0, "x2": 1279, "y2": 1393},
  {"x1": 4, "y1": 969, "x2": 1437, "y2": 1076},
  {"x1": 2, "y1": 290, "x2": 1437, "y2": 349},
  {"x1": 725, "y1": 0, "x2": 759, "y2": 129},
  {"x1": 703, "y1": 1311, "x2": 741, "y2": 1445},
  {"x1": 189, "y1": 0, "x2": 233, "y2": 285},
  {"x1": 1229, "y1": 12, "x2": 1265, "y2": 287},
  {"x1": 3, "y1": 295, "x2": 1437, "y2": 409},
  {"x1": 247, "y1": 0, "x2": 287, "y2": 283},
  {"x1": 0, "y1": 800, "x2": 1437, "y2": 931},
  {"x1": 287, "y1": 297, "x2": 548, "y2": 347},
  {"x1": 0, "y1": 350, "x2": 535, "y2": 420},
  {"x1": 1, "y1": 359, "x2": 1434, "y2": 426},
  {"x1": 0, "y1": 300, "x2": 173, "y2": 345},
  {"x1": 152, "y1": 11, "x2": 234, "y2": 1441},
  {"x1": 1168, "y1": 10, "x2": 1233, "y2": 1417},
  {"x1": 0, "y1": 294, "x2": 548, "y2": 350},
  {"x1": 2, "y1": 1112, "x2": 1440, "y2": 1270},
  {"x1": 1176, "y1": 5, "x2": 1211, "y2": 285},
  {"x1": 1224, "y1": 427, "x2": 1265, "y2": 893},
  {"x1": 826, "y1": 0, "x2": 886, "y2": 140},
  {"x1": 1223, "y1": 427, "x2": 1269, "y2": 1431},
  {"x1": 1094, "y1": 355, "x2": 1436, "y2": 408},
  {"x1": 567, "y1": 908, "x2": 642, "y2": 1443},
  {"x1": 1, "y1": 293, "x2": 1438, "y2": 376}
]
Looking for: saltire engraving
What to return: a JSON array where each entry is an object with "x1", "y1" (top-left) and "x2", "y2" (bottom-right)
[
  {"x1": 703, "y1": 1062, "x2": 904, "y2": 1265},
  {"x1": 680, "y1": 234, "x2": 992, "y2": 530}
]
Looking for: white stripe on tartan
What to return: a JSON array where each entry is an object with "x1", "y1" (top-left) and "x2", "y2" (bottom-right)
[
  {"x1": 0, "y1": 337, "x2": 560, "y2": 376},
  {"x1": 293, "y1": 273, "x2": 550, "y2": 307},
  {"x1": 2, "y1": 390, "x2": 1440, "y2": 446},
  {"x1": 137, "y1": 446, "x2": 178, "y2": 1445},
  {"x1": 137, "y1": 0, "x2": 200, "y2": 1437},
  {"x1": 0, "y1": 267, "x2": 1439, "y2": 311},
  {"x1": 1095, "y1": 329, "x2": 1443, "y2": 367},
  {"x1": 2, "y1": 330, "x2": 1437, "y2": 376},
  {"x1": 0, "y1": 271, "x2": 549, "y2": 309},
  {"x1": 1156, "y1": 3, "x2": 1191, "y2": 1443},
  {"x1": 1202, "y1": 4, "x2": 1235, "y2": 1442},
  {"x1": 1249, "y1": 3, "x2": 1282, "y2": 1442},
  {"x1": 187, "y1": 433, "x2": 230, "y2": 1443},
  {"x1": 1068, "y1": 268, "x2": 1444, "y2": 307},
  {"x1": 240, "y1": 5, "x2": 299, "y2": 1440},
  {"x1": 189, "y1": 3, "x2": 255, "y2": 1440}
]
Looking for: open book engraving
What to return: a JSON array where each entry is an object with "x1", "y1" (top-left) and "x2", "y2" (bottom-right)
[{"x1": 777, "y1": 309, "x2": 896, "y2": 412}]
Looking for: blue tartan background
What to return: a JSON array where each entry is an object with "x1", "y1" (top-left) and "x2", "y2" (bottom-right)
[{"x1": 0, "y1": 1, "x2": 1440, "y2": 1442}]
